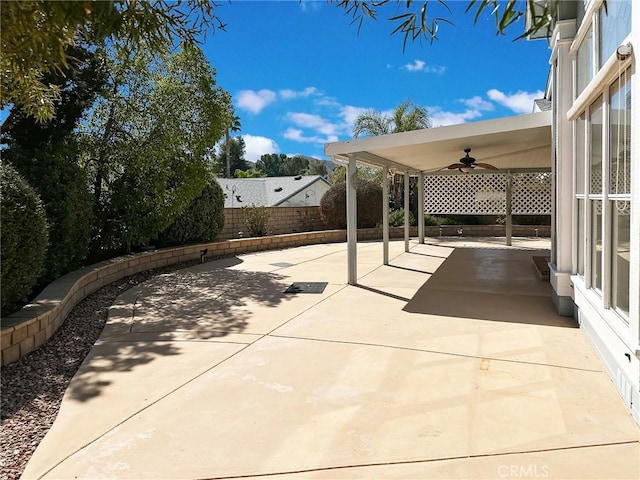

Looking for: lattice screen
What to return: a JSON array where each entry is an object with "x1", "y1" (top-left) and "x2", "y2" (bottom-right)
[{"x1": 424, "y1": 172, "x2": 551, "y2": 215}]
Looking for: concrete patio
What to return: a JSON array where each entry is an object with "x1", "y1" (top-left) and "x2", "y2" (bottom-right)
[{"x1": 22, "y1": 239, "x2": 639, "y2": 479}]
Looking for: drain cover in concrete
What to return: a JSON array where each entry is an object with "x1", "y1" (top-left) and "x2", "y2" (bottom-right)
[
  {"x1": 284, "y1": 282, "x2": 328, "y2": 294},
  {"x1": 271, "y1": 262, "x2": 296, "y2": 268}
]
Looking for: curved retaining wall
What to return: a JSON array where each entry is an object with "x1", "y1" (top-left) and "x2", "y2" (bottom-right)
[{"x1": 0, "y1": 225, "x2": 549, "y2": 366}]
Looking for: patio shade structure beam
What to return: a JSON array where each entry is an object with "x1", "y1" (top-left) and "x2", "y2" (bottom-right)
[
  {"x1": 383, "y1": 166, "x2": 390, "y2": 265},
  {"x1": 404, "y1": 172, "x2": 410, "y2": 252},
  {"x1": 418, "y1": 171, "x2": 425, "y2": 244},
  {"x1": 347, "y1": 154, "x2": 358, "y2": 285}
]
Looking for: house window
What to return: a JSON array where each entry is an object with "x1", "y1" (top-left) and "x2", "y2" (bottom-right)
[
  {"x1": 609, "y1": 71, "x2": 631, "y2": 196},
  {"x1": 577, "y1": 198, "x2": 585, "y2": 276},
  {"x1": 599, "y1": 0, "x2": 631, "y2": 69},
  {"x1": 575, "y1": 113, "x2": 586, "y2": 276},
  {"x1": 589, "y1": 95, "x2": 603, "y2": 195},
  {"x1": 608, "y1": 71, "x2": 631, "y2": 319},
  {"x1": 612, "y1": 200, "x2": 631, "y2": 317},
  {"x1": 591, "y1": 199, "x2": 603, "y2": 292},
  {"x1": 576, "y1": 26, "x2": 594, "y2": 97},
  {"x1": 588, "y1": 95, "x2": 603, "y2": 294}
]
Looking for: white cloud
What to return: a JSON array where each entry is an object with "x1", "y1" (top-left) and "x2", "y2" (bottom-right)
[
  {"x1": 404, "y1": 59, "x2": 426, "y2": 72},
  {"x1": 427, "y1": 107, "x2": 484, "y2": 127},
  {"x1": 283, "y1": 128, "x2": 338, "y2": 144},
  {"x1": 299, "y1": 0, "x2": 322, "y2": 12},
  {"x1": 463, "y1": 96, "x2": 494, "y2": 111},
  {"x1": 487, "y1": 89, "x2": 544, "y2": 114},
  {"x1": 236, "y1": 89, "x2": 277, "y2": 114},
  {"x1": 287, "y1": 112, "x2": 340, "y2": 136},
  {"x1": 403, "y1": 60, "x2": 446, "y2": 74},
  {"x1": 279, "y1": 87, "x2": 318, "y2": 99},
  {"x1": 338, "y1": 105, "x2": 368, "y2": 129},
  {"x1": 243, "y1": 134, "x2": 279, "y2": 162}
]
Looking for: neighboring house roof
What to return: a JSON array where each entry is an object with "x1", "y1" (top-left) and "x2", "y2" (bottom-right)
[
  {"x1": 533, "y1": 98, "x2": 552, "y2": 112},
  {"x1": 220, "y1": 175, "x2": 331, "y2": 208}
]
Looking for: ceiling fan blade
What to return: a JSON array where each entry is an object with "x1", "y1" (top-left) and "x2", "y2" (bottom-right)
[
  {"x1": 476, "y1": 162, "x2": 498, "y2": 170},
  {"x1": 447, "y1": 163, "x2": 464, "y2": 169}
]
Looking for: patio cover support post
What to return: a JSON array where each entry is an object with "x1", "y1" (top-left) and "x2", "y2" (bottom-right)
[
  {"x1": 347, "y1": 154, "x2": 358, "y2": 285},
  {"x1": 404, "y1": 172, "x2": 410, "y2": 252},
  {"x1": 383, "y1": 166, "x2": 389, "y2": 265},
  {"x1": 418, "y1": 172, "x2": 425, "y2": 244},
  {"x1": 505, "y1": 172, "x2": 512, "y2": 246}
]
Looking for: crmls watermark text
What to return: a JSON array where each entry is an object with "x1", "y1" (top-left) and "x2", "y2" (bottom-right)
[{"x1": 498, "y1": 464, "x2": 549, "y2": 478}]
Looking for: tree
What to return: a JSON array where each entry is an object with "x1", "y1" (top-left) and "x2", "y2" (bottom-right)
[
  {"x1": 78, "y1": 44, "x2": 231, "y2": 252},
  {"x1": 215, "y1": 136, "x2": 248, "y2": 177},
  {"x1": 352, "y1": 101, "x2": 430, "y2": 210},
  {"x1": 306, "y1": 158, "x2": 329, "y2": 176},
  {"x1": 224, "y1": 114, "x2": 242, "y2": 177},
  {"x1": 1, "y1": 0, "x2": 225, "y2": 122},
  {"x1": 255, "y1": 153, "x2": 315, "y2": 177},
  {"x1": 1, "y1": 43, "x2": 106, "y2": 282},
  {"x1": 235, "y1": 168, "x2": 266, "y2": 178},
  {"x1": 256, "y1": 153, "x2": 289, "y2": 177},
  {"x1": 282, "y1": 155, "x2": 311, "y2": 176},
  {"x1": 332, "y1": 0, "x2": 561, "y2": 51},
  {"x1": 329, "y1": 165, "x2": 383, "y2": 185},
  {"x1": 353, "y1": 101, "x2": 430, "y2": 138},
  {"x1": 1, "y1": 164, "x2": 48, "y2": 316}
]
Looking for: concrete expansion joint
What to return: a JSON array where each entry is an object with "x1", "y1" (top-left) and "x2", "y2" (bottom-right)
[
  {"x1": 267, "y1": 334, "x2": 604, "y2": 373},
  {"x1": 199, "y1": 440, "x2": 640, "y2": 480}
]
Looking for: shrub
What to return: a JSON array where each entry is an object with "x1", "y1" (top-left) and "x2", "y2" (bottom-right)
[
  {"x1": 389, "y1": 208, "x2": 417, "y2": 227},
  {"x1": 424, "y1": 215, "x2": 460, "y2": 226},
  {"x1": 161, "y1": 178, "x2": 225, "y2": 245},
  {"x1": 1, "y1": 164, "x2": 49, "y2": 316},
  {"x1": 6, "y1": 142, "x2": 94, "y2": 284},
  {"x1": 319, "y1": 180, "x2": 383, "y2": 229},
  {"x1": 242, "y1": 205, "x2": 271, "y2": 237}
]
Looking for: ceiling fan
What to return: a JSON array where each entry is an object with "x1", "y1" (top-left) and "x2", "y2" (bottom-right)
[{"x1": 444, "y1": 149, "x2": 498, "y2": 173}]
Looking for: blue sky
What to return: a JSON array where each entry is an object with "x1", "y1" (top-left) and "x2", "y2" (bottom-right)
[{"x1": 206, "y1": 0, "x2": 552, "y2": 162}]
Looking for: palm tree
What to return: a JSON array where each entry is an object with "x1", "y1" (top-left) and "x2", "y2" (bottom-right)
[
  {"x1": 353, "y1": 101, "x2": 430, "y2": 138},
  {"x1": 225, "y1": 114, "x2": 241, "y2": 178},
  {"x1": 352, "y1": 101, "x2": 431, "y2": 210}
]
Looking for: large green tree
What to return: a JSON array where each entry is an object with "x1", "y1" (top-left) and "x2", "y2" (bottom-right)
[
  {"x1": 1, "y1": 0, "x2": 225, "y2": 122},
  {"x1": 78, "y1": 44, "x2": 232, "y2": 252}
]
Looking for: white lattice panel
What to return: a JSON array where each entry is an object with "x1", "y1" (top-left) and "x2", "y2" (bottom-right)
[
  {"x1": 424, "y1": 172, "x2": 551, "y2": 215},
  {"x1": 511, "y1": 172, "x2": 552, "y2": 214}
]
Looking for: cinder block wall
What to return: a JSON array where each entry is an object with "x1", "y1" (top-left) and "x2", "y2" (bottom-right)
[{"x1": 218, "y1": 206, "x2": 324, "y2": 240}]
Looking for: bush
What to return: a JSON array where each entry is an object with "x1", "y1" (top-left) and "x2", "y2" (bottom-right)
[
  {"x1": 160, "y1": 178, "x2": 225, "y2": 245},
  {"x1": 389, "y1": 208, "x2": 417, "y2": 227},
  {"x1": 319, "y1": 180, "x2": 383, "y2": 229},
  {"x1": 1, "y1": 164, "x2": 49, "y2": 316},
  {"x1": 242, "y1": 205, "x2": 271, "y2": 237},
  {"x1": 6, "y1": 142, "x2": 94, "y2": 284}
]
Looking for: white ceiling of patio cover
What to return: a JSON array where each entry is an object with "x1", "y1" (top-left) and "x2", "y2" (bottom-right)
[{"x1": 325, "y1": 111, "x2": 552, "y2": 172}]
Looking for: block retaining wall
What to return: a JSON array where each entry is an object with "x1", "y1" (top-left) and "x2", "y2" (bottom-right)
[
  {"x1": 218, "y1": 206, "x2": 323, "y2": 240},
  {"x1": 0, "y1": 225, "x2": 549, "y2": 366}
]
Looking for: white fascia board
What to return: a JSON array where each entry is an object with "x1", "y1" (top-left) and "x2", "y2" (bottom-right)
[{"x1": 325, "y1": 112, "x2": 552, "y2": 158}]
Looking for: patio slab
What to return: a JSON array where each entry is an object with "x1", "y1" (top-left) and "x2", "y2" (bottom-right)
[{"x1": 21, "y1": 239, "x2": 639, "y2": 480}]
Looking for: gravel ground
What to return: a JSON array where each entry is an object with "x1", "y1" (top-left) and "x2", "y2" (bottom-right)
[{"x1": 0, "y1": 259, "x2": 202, "y2": 480}]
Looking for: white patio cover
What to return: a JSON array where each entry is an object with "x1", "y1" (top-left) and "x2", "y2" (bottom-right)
[
  {"x1": 325, "y1": 111, "x2": 552, "y2": 173},
  {"x1": 323, "y1": 112, "x2": 552, "y2": 285}
]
